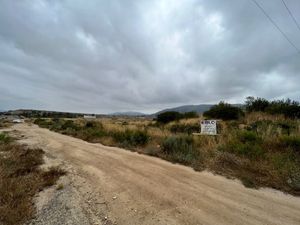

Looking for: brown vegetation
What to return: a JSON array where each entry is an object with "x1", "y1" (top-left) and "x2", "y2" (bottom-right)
[
  {"x1": 34, "y1": 112, "x2": 300, "y2": 195},
  {"x1": 0, "y1": 132, "x2": 65, "y2": 225}
]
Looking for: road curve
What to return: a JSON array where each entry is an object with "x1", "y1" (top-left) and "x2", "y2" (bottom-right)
[{"x1": 13, "y1": 123, "x2": 300, "y2": 225}]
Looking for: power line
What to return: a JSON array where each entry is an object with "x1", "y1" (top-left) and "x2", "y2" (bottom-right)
[
  {"x1": 281, "y1": 0, "x2": 300, "y2": 32},
  {"x1": 250, "y1": 0, "x2": 300, "y2": 54}
]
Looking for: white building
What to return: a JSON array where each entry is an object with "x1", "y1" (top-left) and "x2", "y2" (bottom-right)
[{"x1": 83, "y1": 115, "x2": 96, "y2": 119}]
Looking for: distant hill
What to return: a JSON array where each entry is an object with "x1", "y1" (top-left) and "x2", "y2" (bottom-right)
[
  {"x1": 154, "y1": 104, "x2": 214, "y2": 115},
  {"x1": 154, "y1": 103, "x2": 244, "y2": 115},
  {"x1": 110, "y1": 111, "x2": 146, "y2": 116},
  {"x1": 3, "y1": 109, "x2": 104, "y2": 118}
]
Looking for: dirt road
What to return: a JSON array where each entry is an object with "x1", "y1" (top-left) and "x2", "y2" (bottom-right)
[{"x1": 11, "y1": 123, "x2": 300, "y2": 225}]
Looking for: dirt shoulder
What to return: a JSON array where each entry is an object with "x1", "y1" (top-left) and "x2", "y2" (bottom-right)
[{"x1": 12, "y1": 123, "x2": 300, "y2": 225}]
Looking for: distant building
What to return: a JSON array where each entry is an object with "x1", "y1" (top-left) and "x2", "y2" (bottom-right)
[
  {"x1": 12, "y1": 119, "x2": 24, "y2": 123},
  {"x1": 83, "y1": 115, "x2": 96, "y2": 119}
]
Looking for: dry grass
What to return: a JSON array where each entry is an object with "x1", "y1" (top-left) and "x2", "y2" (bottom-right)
[
  {"x1": 0, "y1": 133, "x2": 65, "y2": 225},
  {"x1": 0, "y1": 119, "x2": 12, "y2": 129},
  {"x1": 243, "y1": 112, "x2": 285, "y2": 124},
  {"x1": 34, "y1": 113, "x2": 300, "y2": 195}
]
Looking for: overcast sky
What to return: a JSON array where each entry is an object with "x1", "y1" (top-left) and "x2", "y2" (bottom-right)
[{"x1": 0, "y1": 0, "x2": 300, "y2": 113}]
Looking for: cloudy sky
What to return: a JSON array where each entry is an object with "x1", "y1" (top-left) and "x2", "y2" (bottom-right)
[{"x1": 0, "y1": 0, "x2": 300, "y2": 113}]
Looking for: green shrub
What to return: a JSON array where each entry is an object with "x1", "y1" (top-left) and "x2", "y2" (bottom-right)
[
  {"x1": 111, "y1": 130, "x2": 149, "y2": 147},
  {"x1": 61, "y1": 120, "x2": 79, "y2": 130},
  {"x1": 238, "y1": 131, "x2": 262, "y2": 143},
  {"x1": 34, "y1": 118, "x2": 53, "y2": 128},
  {"x1": 245, "y1": 96, "x2": 269, "y2": 112},
  {"x1": 276, "y1": 121, "x2": 297, "y2": 135},
  {"x1": 156, "y1": 111, "x2": 182, "y2": 124},
  {"x1": 279, "y1": 136, "x2": 300, "y2": 153},
  {"x1": 203, "y1": 102, "x2": 244, "y2": 120},
  {"x1": 245, "y1": 96, "x2": 300, "y2": 119},
  {"x1": 85, "y1": 121, "x2": 102, "y2": 128},
  {"x1": 161, "y1": 136, "x2": 199, "y2": 165},
  {"x1": 219, "y1": 131, "x2": 264, "y2": 159},
  {"x1": 156, "y1": 111, "x2": 198, "y2": 124},
  {"x1": 0, "y1": 133, "x2": 11, "y2": 144}
]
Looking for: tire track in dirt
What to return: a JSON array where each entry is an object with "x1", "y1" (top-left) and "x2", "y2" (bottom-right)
[{"x1": 15, "y1": 123, "x2": 300, "y2": 225}]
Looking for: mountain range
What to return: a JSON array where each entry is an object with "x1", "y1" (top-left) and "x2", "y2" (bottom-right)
[
  {"x1": 153, "y1": 104, "x2": 213, "y2": 115},
  {"x1": 2, "y1": 104, "x2": 243, "y2": 117}
]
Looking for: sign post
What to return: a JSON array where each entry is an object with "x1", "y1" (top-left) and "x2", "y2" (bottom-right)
[{"x1": 200, "y1": 120, "x2": 217, "y2": 135}]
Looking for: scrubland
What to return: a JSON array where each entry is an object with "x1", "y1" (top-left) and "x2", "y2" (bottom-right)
[{"x1": 34, "y1": 111, "x2": 300, "y2": 195}]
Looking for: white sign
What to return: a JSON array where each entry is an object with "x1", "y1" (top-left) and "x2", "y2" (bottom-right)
[{"x1": 201, "y1": 120, "x2": 217, "y2": 135}]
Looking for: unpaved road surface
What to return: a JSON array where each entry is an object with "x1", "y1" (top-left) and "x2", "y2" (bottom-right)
[{"x1": 10, "y1": 124, "x2": 300, "y2": 225}]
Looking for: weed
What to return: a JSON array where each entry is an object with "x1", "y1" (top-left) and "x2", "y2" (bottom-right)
[
  {"x1": 111, "y1": 129, "x2": 149, "y2": 147},
  {"x1": 241, "y1": 177, "x2": 257, "y2": 188},
  {"x1": 219, "y1": 131, "x2": 264, "y2": 159},
  {"x1": 56, "y1": 183, "x2": 64, "y2": 190},
  {"x1": 279, "y1": 136, "x2": 300, "y2": 153},
  {"x1": 161, "y1": 136, "x2": 200, "y2": 165},
  {"x1": 0, "y1": 132, "x2": 12, "y2": 144},
  {"x1": 0, "y1": 135, "x2": 65, "y2": 225},
  {"x1": 33, "y1": 114, "x2": 300, "y2": 195}
]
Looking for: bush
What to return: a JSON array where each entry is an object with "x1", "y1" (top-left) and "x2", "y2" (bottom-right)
[
  {"x1": 111, "y1": 130, "x2": 149, "y2": 147},
  {"x1": 238, "y1": 130, "x2": 262, "y2": 143},
  {"x1": 0, "y1": 133, "x2": 11, "y2": 144},
  {"x1": 219, "y1": 131, "x2": 264, "y2": 159},
  {"x1": 161, "y1": 136, "x2": 200, "y2": 164},
  {"x1": 245, "y1": 97, "x2": 300, "y2": 119},
  {"x1": 156, "y1": 111, "x2": 182, "y2": 124},
  {"x1": 279, "y1": 136, "x2": 300, "y2": 153},
  {"x1": 169, "y1": 123, "x2": 200, "y2": 134},
  {"x1": 203, "y1": 102, "x2": 244, "y2": 120},
  {"x1": 85, "y1": 121, "x2": 101, "y2": 128},
  {"x1": 34, "y1": 118, "x2": 53, "y2": 128},
  {"x1": 245, "y1": 96, "x2": 269, "y2": 112},
  {"x1": 156, "y1": 111, "x2": 198, "y2": 124},
  {"x1": 61, "y1": 120, "x2": 79, "y2": 130}
]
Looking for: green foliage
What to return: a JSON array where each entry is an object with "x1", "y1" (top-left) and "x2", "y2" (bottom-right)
[
  {"x1": 238, "y1": 130, "x2": 262, "y2": 143},
  {"x1": 111, "y1": 130, "x2": 149, "y2": 147},
  {"x1": 156, "y1": 111, "x2": 198, "y2": 124},
  {"x1": 161, "y1": 136, "x2": 199, "y2": 165},
  {"x1": 279, "y1": 136, "x2": 300, "y2": 153},
  {"x1": 219, "y1": 131, "x2": 264, "y2": 159},
  {"x1": 34, "y1": 118, "x2": 53, "y2": 128},
  {"x1": 156, "y1": 111, "x2": 182, "y2": 124},
  {"x1": 0, "y1": 133, "x2": 11, "y2": 144},
  {"x1": 61, "y1": 120, "x2": 79, "y2": 130},
  {"x1": 203, "y1": 102, "x2": 244, "y2": 120},
  {"x1": 245, "y1": 96, "x2": 269, "y2": 112},
  {"x1": 245, "y1": 96, "x2": 300, "y2": 119}
]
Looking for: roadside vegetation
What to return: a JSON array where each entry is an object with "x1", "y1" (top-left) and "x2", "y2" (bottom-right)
[
  {"x1": 34, "y1": 97, "x2": 300, "y2": 195},
  {"x1": 0, "y1": 130, "x2": 65, "y2": 225}
]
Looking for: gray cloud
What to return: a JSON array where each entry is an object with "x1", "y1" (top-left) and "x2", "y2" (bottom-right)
[{"x1": 0, "y1": 0, "x2": 300, "y2": 113}]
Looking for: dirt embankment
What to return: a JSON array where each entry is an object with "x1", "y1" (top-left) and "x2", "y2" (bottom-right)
[{"x1": 11, "y1": 123, "x2": 300, "y2": 225}]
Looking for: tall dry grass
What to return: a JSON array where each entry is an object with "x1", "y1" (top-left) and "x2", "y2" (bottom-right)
[
  {"x1": 0, "y1": 132, "x2": 65, "y2": 225},
  {"x1": 34, "y1": 112, "x2": 300, "y2": 195}
]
